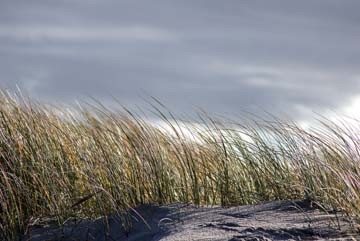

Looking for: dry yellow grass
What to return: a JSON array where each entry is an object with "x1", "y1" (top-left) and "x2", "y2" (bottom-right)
[{"x1": 0, "y1": 91, "x2": 359, "y2": 240}]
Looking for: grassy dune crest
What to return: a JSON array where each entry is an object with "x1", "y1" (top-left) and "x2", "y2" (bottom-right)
[{"x1": 0, "y1": 92, "x2": 359, "y2": 239}]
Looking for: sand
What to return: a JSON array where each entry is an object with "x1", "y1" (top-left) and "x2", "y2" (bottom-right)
[{"x1": 22, "y1": 200, "x2": 359, "y2": 241}]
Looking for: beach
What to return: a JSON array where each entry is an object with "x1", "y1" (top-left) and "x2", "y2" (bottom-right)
[{"x1": 23, "y1": 200, "x2": 358, "y2": 241}]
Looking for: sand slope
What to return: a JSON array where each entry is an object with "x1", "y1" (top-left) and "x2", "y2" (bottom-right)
[{"x1": 22, "y1": 200, "x2": 358, "y2": 241}]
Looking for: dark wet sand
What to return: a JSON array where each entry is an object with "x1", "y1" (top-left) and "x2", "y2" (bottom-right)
[{"x1": 22, "y1": 200, "x2": 359, "y2": 241}]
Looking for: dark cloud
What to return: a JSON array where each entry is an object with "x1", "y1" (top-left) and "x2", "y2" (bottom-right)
[{"x1": 0, "y1": 0, "x2": 359, "y2": 121}]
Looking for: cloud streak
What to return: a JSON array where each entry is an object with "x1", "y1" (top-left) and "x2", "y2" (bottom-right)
[{"x1": 0, "y1": 25, "x2": 177, "y2": 42}]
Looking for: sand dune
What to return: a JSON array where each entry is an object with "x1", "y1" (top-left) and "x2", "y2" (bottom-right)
[{"x1": 22, "y1": 200, "x2": 358, "y2": 241}]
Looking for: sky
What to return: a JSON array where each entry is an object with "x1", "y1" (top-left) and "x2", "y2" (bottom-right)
[{"x1": 0, "y1": 0, "x2": 360, "y2": 123}]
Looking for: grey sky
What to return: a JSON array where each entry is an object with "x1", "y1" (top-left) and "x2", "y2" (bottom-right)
[{"x1": 0, "y1": 0, "x2": 359, "y2": 121}]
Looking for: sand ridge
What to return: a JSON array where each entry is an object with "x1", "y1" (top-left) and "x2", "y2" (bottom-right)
[{"x1": 22, "y1": 200, "x2": 359, "y2": 241}]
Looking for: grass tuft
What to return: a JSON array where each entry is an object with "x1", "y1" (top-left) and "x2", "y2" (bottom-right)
[{"x1": 0, "y1": 91, "x2": 359, "y2": 239}]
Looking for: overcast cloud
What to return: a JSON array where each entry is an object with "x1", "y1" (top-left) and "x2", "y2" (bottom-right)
[{"x1": 0, "y1": 0, "x2": 359, "y2": 121}]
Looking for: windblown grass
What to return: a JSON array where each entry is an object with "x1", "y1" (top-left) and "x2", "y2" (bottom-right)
[{"x1": 0, "y1": 91, "x2": 359, "y2": 239}]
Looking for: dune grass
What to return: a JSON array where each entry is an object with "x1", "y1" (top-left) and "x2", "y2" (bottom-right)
[{"x1": 0, "y1": 91, "x2": 359, "y2": 240}]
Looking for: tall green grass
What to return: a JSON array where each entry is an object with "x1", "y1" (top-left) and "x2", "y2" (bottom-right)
[{"x1": 0, "y1": 91, "x2": 359, "y2": 239}]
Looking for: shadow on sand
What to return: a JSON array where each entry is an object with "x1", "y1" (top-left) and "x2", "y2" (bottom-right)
[{"x1": 22, "y1": 200, "x2": 358, "y2": 241}]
